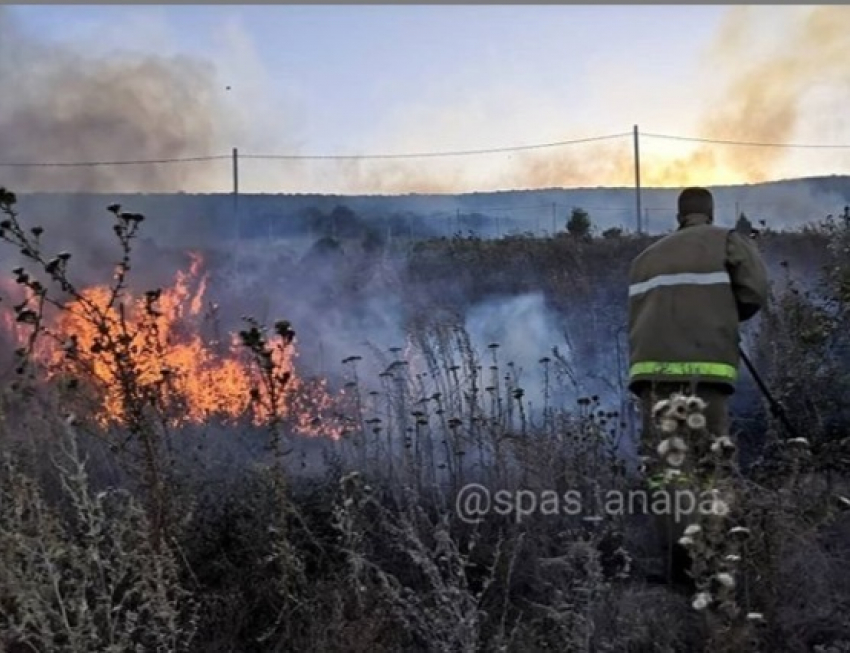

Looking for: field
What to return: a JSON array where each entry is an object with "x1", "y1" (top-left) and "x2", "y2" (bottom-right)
[{"x1": 1, "y1": 187, "x2": 850, "y2": 653}]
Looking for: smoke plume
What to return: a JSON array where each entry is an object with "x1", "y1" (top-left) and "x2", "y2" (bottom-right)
[
  {"x1": 355, "y1": 6, "x2": 850, "y2": 194},
  {"x1": 0, "y1": 7, "x2": 233, "y2": 193},
  {"x1": 3, "y1": 6, "x2": 847, "y2": 196},
  {"x1": 648, "y1": 5, "x2": 850, "y2": 185},
  {"x1": 530, "y1": 6, "x2": 850, "y2": 189}
]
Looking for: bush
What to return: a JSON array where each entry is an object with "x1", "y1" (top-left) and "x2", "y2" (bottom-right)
[
  {"x1": 566, "y1": 207, "x2": 593, "y2": 240},
  {"x1": 0, "y1": 429, "x2": 197, "y2": 653}
]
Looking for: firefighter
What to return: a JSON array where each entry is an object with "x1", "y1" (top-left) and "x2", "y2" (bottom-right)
[{"x1": 627, "y1": 187, "x2": 769, "y2": 588}]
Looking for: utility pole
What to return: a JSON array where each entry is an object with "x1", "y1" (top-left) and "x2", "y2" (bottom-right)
[
  {"x1": 232, "y1": 147, "x2": 240, "y2": 279},
  {"x1": 633, "y1": 125, "x2": 642, "y2": 234}
]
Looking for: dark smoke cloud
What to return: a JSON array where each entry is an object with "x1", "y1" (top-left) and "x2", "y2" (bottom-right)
[
  {"x1": 0, "y1": 7, "x2": 231, "y2": 194},
  {"x1": 0, "y1": 6, "x2": 245, "y2": 290}
]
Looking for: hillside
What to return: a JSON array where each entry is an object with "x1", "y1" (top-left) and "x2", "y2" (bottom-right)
[{"x1": 13, "y1": 175, "x2": 850, "y2": 251}]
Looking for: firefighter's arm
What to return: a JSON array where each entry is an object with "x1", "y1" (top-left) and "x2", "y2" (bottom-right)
[{"x1": 726, "y1": 231, "x2": 769, "y2": 321}]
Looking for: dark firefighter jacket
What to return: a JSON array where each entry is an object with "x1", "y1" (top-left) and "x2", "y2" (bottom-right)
[{"x1": 627, "y1": 213, "x2": 769, "y2": 394}]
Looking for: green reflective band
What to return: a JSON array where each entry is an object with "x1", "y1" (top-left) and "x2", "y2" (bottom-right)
[{"x1": 630, "y1": 361, "x2": 738, "y2": 381}]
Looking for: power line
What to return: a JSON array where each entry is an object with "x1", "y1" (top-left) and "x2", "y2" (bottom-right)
[
  {"x1": 0, "y1": 133, "x2": 630, "y2": 167},
  {"x1": 3, "y1": 128, "x2": 850, "y2": 168},
  {"x1": 0, "y1": 155, "x2": 230, "y2": 168},
  {"x1": 643, "y1": 131, "x2": 850, "y2": 150},
  {"x1": 240, "y1": 132, "x2": 632, "y2": 161}
]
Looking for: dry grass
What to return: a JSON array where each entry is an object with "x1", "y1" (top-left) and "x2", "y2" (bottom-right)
[{"x1": 1, "y1": 187, "x2": 849, "y2": 651}]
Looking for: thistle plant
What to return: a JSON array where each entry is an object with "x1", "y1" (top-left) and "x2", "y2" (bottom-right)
[
  {"x1": 647, "y1": 391, "x2": 765, "y2": 650},
  {"x1": 645, "y1": 392, "x2": 708, "y2": 495}
]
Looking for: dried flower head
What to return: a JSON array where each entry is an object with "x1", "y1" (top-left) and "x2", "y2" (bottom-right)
[
  {"x1": 787, "y1": 437, "x2": 810, "y2": 447},
  {"x1": 678, "y1": 535, "x2": 695, "y2": 547},
  {"x1": 683, "y1": 524, "x2": 702, "y2": 537},
  {"x1": 685, "y1": 395, "x2": 707, "y2": 412},
  {"x1": 710, "y1": 435, "x2": 736, "y2": 454},
  {"x1": 692, "y1": 592, "x2": 712, "y2": 611},
  {"x1": 686, "y1": 413, "x2": 706, "y2": 430},
  {"x1": 652, "y1": 399, "x2": 671, "y2": 417},
  {"x1": 715, "y1": 572, "x2": 735, "y2": 589},
  {"x1": 669, "y1": 394, "x2": 688, "y2": 420},
  {"x1": 729, "y1": 526, "x2": 751, "y2": 538},
  {"x1": 659, "y1": 418, "x2": 678, "y2": 433},
  {"x1": 666, "y1": 451, "x2": 686, "y2": 468},
  {"x1": 670, "y1": 436, "x2": 688, "y2": 452}
]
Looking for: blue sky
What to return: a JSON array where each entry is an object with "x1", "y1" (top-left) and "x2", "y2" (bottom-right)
[
  {"x1": 4, "y1": 5, "x2": 850, "y2": 193},
  {"x1": 6, "y1": 5, "x2": 723, "y2": 146}
]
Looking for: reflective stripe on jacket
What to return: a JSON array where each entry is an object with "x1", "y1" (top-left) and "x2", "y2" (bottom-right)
[{"x1": 627, "y1": 213, "x2": 769, "y2": 393}]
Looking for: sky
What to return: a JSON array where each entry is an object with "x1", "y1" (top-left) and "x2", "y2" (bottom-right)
[{"x1": 2, "y1": 4, "x2": 850, "y2": 194}]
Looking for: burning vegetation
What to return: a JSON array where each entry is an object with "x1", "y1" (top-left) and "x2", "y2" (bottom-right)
[{"x1": 0, "y1": 193, "x2": 343, "y2": 438}]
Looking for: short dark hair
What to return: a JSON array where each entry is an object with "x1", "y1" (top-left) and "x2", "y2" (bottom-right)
[{"x1": 678, "y1": 187, "x2": 714, "y2": 219}]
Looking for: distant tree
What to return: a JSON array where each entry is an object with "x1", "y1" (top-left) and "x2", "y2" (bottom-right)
[
  {"x1": 735, "y1": 212, "x2": 754, "y2": 236},
  {"x1": 329, "y1": 205, "x2": 362, "y2": 238},
  {"x1": 602, "y1": 226, "x2": 623, "y2": 239},
  {"x1": 566, "y1": 207, "x2": 592, "y2": 239}
]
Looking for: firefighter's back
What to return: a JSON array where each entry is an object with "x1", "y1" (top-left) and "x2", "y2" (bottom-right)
[{"x1": 628, "y1": 221, "x2": 740, "y2": 392}]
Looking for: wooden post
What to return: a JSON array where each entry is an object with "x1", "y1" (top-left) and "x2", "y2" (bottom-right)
[
  {"x1": 232, "y1": 147, "x2": 240, "y2": 278},
  {"x1": 633, "y1": 125, "x2": 642, "y2": 234}
]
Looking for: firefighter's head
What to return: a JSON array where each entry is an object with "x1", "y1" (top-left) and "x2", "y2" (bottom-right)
[{"x1": 677, "y1": 187, "x2": 714, "y2": 224}]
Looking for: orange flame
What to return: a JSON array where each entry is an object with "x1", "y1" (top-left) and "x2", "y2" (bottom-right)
[{"x1": 1, "y1": 254, "x2": 344, "y2": 438}]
